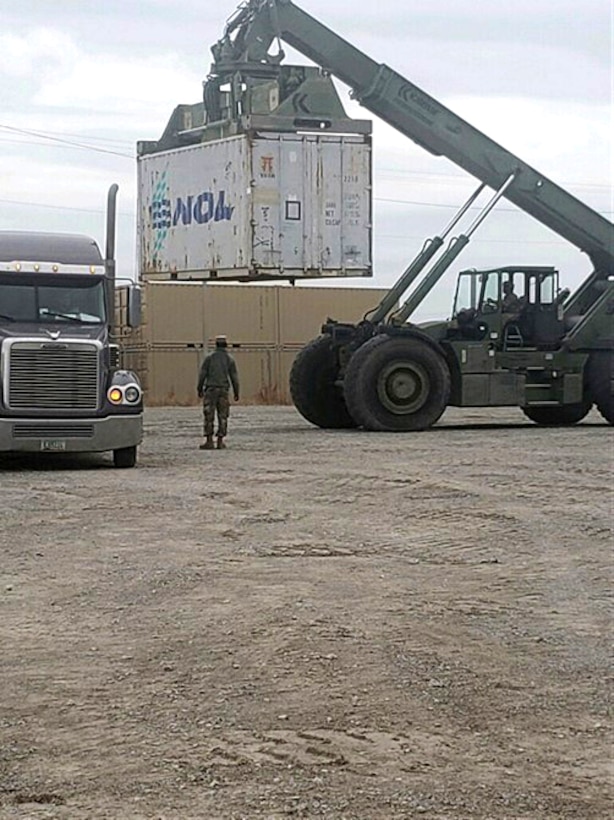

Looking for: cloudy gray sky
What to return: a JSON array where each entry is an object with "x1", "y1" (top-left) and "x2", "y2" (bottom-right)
[{"x1": 1, "y1": 0, "x2": 612, "y2": 318}]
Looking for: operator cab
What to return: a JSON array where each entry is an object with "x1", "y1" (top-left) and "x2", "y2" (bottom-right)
[{"x1": 451, "y1": 266, "x2": 566, "y2": 349}]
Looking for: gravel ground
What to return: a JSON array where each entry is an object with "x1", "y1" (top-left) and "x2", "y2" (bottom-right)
[{"x1": 1, "y1": 405, "x2": 612, "y2": 819}]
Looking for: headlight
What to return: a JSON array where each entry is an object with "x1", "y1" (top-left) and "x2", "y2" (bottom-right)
[
  {"x1": 124, "y1": 385, "x2": 141, "y2": 404},
  {"x1": 107, "y1": 382, "x2": 142, "y2": 405}
]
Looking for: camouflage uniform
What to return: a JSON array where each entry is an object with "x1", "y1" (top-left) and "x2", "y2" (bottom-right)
[
  {"x1": 203, "y1": 387, "x2": 231, "y2": 438},
  {"x1": 502, "y1": 292, "x2": 521, "y2": 313},
  {"x1": 197, "y1": 344, "x2": 240, "y2": 444},
  {"x1": 502, "y1": 283, "x2": 521, "y2": 313}
]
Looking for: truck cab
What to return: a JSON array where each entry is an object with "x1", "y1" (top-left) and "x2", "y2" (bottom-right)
[{"x1": 0, "y1": 198, "x2": 143, "y2": 467}]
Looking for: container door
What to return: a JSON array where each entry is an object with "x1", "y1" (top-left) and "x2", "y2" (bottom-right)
[
  {"x1": 250, "y1": 133, "x2": 371, "y2": 277},
  {"x1": 302, "y1": 134, "x2": 372, "y2": 275}
]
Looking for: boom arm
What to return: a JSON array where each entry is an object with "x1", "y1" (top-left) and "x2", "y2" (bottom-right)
[{"x1": 212, "y1": 0, "x2": 614, "y2": 279}]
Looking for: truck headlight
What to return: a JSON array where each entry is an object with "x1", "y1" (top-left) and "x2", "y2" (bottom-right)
[
  {"x1": 124, "y1": 385, "x2": 142, "y2": 404},
  {"x1": 107, "y1": 374, "x2": 142, "y2": 405}
]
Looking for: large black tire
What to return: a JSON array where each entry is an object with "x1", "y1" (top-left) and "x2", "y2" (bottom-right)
[
  {"x1": 522, "y1": 402, "x2": 592, "y2": 426},
  {"x1": 344, "y1": 334, "x2": 451, "y2": 432},
  {"x1": 113, "y1": 445, "x2": 137, "y2": 468},
  {"x1": 586, "y1": 351, "x2": 614, "y2": 424},
  {"x1": 289, "y1": 336, "x2": 356, "y2": 429}
]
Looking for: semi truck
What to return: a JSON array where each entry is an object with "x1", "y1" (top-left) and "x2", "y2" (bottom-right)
[
  {"x1": 201, "y1": 0, "x2": 613, "y2": 431},
  {"x1": 0, "y1": 185, "x2": 144, "y2": 466}
]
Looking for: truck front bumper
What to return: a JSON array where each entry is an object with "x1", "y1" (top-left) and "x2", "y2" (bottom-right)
[{"x1": 0, "y1": 414, "x2": 143, "y2": 453}]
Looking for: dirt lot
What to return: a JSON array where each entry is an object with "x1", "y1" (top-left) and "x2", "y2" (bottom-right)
[{"x1": 1, "y1": 405, "x2": 612, "y2": 819}]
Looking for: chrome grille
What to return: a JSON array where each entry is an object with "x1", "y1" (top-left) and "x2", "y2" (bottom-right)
[
  {"x1": 13, "y1": 423, "x2": 95, "y2": 439},
  {"x1": 7, "y1": 342, "x2": 100, "y2": 411}
]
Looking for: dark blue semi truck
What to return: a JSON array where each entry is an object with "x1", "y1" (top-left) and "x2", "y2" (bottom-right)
[{"x1": 0, "y1": 185, "x2": 144, "y2": 467}]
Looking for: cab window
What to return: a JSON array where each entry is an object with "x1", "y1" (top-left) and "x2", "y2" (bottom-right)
[
  {"x1": 452, "y1": 272, "x2": 479, "y2": 316},
  {"x1": 479, "y1": 272, "x2": 500, "y2": 313}
]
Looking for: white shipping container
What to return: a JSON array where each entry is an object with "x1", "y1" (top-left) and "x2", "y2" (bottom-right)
[{"x1": 137, "y1": 132, "x2": 372, "y2": 281}]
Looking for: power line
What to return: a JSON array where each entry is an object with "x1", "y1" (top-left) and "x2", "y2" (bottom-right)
[
  {"x1": 375, "y1": 233, "x2": 571, "y2": 246},
  {"x1": 0, "y1": 194, "x2": 611, "y2": 219},
  {"x1": 374, "y1": 196, "x2": 613, "y2": 216},
  {"x1": 0, "y1": 198, "x2": 134, "y2": 217},
  {"x1": 374, "y1": 166, "x2": 612, "y2": 192},
  {"x1": 0, "y1": 193, "x2": 573, "y2": 246},
  {"x1": 0, "y1": 126, "x2": 133, "y2": 148},
  {"x1": 1, "y1": 124, "x2": 609, "y2": 195},
  {"x1": 0, "y1": 124, "x2": 134, "y2": 159},
  {"x1": 2, "y1": 123, "x2": 609, "y2": 208},
  {"x1": 0, "y1": 134, "x2": 133, "y2": 152},
  {"x1": 0, "y1": 136, "x2": 131, "y2": 155},
  {"x1": 15, "y1": 128, "x2": 134, "y2": 148}
]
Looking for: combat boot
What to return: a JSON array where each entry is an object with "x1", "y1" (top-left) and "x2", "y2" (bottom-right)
[
  {"x1": 216, "y1": 436, "x2": 226, "y2": 450},
  {"x1": 199, "y1": 436, "x2": 215, "y2": 450}
]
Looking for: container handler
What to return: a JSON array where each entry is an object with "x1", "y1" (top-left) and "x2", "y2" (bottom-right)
[{"x1": 207, "y1": 0, "x2": 613, "y2": 431}]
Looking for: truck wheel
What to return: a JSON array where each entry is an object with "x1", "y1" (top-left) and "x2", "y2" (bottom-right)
[
  {"x1": 289, "y1": 336, "x2": 356, "y2": 429},
  {"x1": 522, "y1": 402, "x2": 592, "y2": 426},
  {"x1": 113, "y1": 445, "x2": 137, "y2": 468},
  {"x1": 344, "y1": 334, "x2": 450, "y2": 431},
  {"x1": 586, "y1": 352, "x2": 614, "y2": 424}
]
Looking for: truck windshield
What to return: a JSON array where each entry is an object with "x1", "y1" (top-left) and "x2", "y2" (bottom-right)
[{"x1": 0, "y1": 274, "x2": 106, "y2": 324}]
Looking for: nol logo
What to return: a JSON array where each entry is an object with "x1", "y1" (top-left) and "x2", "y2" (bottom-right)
[
  {"x1": 149, "y1": 168, "x2": 235, "y2": 259},
  {"x1": 151, "y1": 190, "x2": 234, "y2": 228}
]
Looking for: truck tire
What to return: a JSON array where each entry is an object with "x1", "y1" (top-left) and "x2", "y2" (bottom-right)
[
  {"x1": 113, "y1": 445, "x2": 137, "y2": 468},
  {"x1": 344, "y1": 334, "x2": 450, "y2": 431},
  {"x1": 289, "y1": 336, "x2": 356, "y2": 429},
  {"x1": 522, "y1": 402, "x2": 592, "y2": 426},
  {"x1": 586, "y1": 351, "x2": 614, "y2": 424}
]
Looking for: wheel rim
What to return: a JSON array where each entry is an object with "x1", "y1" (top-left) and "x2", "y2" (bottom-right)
[{"x1": 376, "y1": 360, "x2": 430, "y2": 415}]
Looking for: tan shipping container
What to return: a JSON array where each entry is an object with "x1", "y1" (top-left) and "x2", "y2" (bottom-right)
[
  {"x1": 115, "y1": 282, "x2": 391, "y2": 405},
  {"x1": 143, "y1": 282, "x2": 205, "y2": 344},
  {"x1": 144, "y1": 282, "x2": 388, "y2": 346},
  {"x1": 277, "y1": 286, "x2": 385, "y2": 345},
  {"x1": 145, "y1": 345, "x2": 281, "y2": 406},
  {"x1": 202, "y1": 284, "x2": 278, "y2": 345},
  {"x1": 146, "y1": 347, "x2": 203, "y2": 406}
]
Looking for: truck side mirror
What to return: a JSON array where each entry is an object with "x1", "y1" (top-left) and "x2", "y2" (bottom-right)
[{"x1": 127, "y1": 285, "x2": 142, "y2": 328}]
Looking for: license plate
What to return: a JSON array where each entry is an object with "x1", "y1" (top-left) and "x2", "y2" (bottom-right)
[{"x1": 40, "y1": 439, "x2": 67, "y2": 452}]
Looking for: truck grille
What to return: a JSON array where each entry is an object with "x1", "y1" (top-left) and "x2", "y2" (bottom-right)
[
  {"x1": 12, "y1": 423, "x2": 95, "y2": 439},
  {"x1": 7, "y1": 342, "x2": 100, "y2": 411}
]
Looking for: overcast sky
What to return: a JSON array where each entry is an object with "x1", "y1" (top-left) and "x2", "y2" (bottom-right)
[{"x1": 1, "y1": 0, "x2": 612, "y2": 319}]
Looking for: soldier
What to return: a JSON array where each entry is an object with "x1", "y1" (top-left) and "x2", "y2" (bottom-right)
[
  {"x1": 197, "y1": 335, "x2": 240, "y2": 450},
  {"x1": 502, "y1": 280, "x2": 521, "y2": 313}
]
